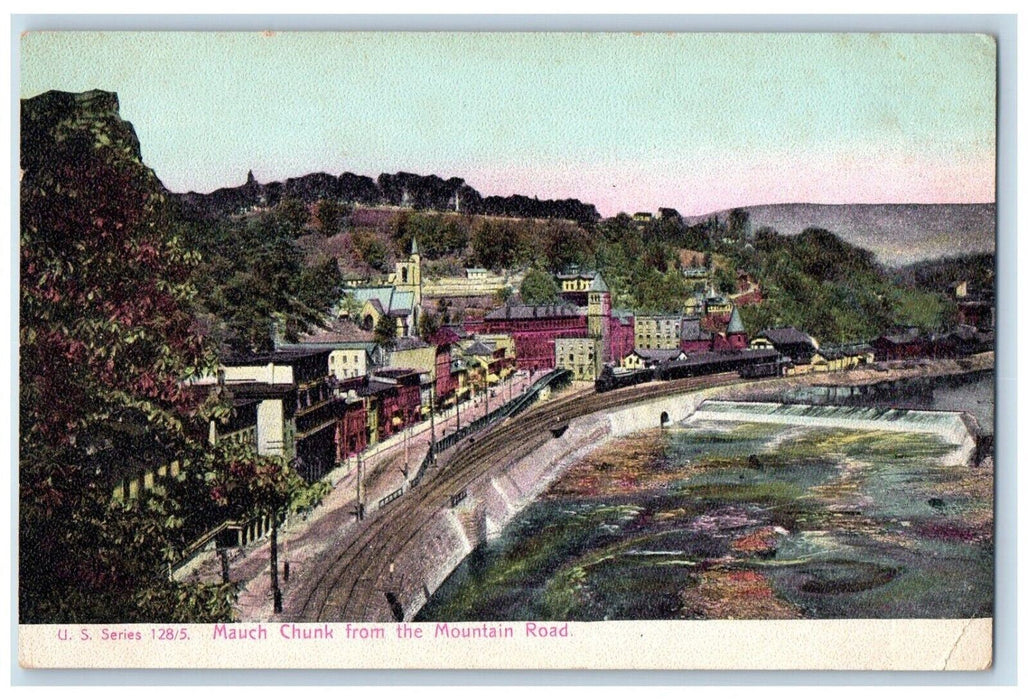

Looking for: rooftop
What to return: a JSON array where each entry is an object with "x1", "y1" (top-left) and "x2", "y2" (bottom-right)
[
  {"x1": 484, "y1": 303, "x2": 582, "y2": 321},
  {"x1": 222, "y1": 347, "x2": 331, "y2": 366}
]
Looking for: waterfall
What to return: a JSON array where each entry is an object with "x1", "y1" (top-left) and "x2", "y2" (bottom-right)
[{"x1": 689, "y1": 400, "x2": 970, "y2": 445}]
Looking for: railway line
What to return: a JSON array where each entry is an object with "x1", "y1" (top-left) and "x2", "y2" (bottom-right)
[{"x1": 286, "y1": 371, "x2": 746, "y2": 623}]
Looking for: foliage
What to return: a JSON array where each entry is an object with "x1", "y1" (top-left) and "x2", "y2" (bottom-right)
[
  {"x1": 275, "y1": 197, "x2": 310, "y2": 235},
  {"x1": 19, "y1": 91, "x2": 236, "y2": 622},
  {"x1": 314, "y1": 198, "x2": 349, "y2": 236},
  {"x1": 418, "y1": 308, "x2": 442, "y2": 339},
  {"x1": 893, "y1": 253, "x2": 995, "y2": 296},
  {"x1": 20, "y1": 91, "x2": 334, "y2": 623},
  {"x1": 393, "y1": 211, "x2": 470, "y2": 259},
  {"x1": 374, "y1": 313, "x2": 398, "y2": 347},
  {"x1": 352, "y1": 229, "x2": 391, "y2": 272},
  {"x1": 181, "y1": 212, "x2": 345, "y2": 352},
  {"x1": 471, "y1": 220, "x2": 520, "y2": 271},
  {"x1": 519, "y1": 268, "x2": 560, "y2": 305}
]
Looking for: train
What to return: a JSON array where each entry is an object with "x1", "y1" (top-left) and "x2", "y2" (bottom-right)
[{"x1": 595, "y1": 348, "x2": 783, "y2": 393}]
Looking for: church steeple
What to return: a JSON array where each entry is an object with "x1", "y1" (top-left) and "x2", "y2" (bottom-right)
[
  {"x1": 410, "y1": 236, "x2": 420, "y2": 257},
  {"x1": 727, "y1": 307, "x2": 746, "y2": 335}
]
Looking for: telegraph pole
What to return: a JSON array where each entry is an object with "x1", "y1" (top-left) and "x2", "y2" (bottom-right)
[
  {"x1": 356, "y1": 451, "x2": 364, "y2": 521},
  {"x1": 429, "y1": 385, "x2": 436, "y2": 463},
  {"x1": 270, "y1": 509, "x2": 282, "y2": 613}
]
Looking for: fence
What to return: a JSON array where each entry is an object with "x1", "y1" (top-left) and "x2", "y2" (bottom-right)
[{"x1": 378, "y1": 486, "x2": 405, "y2": 508}]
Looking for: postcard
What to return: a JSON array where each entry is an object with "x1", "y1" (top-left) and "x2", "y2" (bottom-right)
[{"x1": 17, "y1": 29, "x2": 997, "y2": 671}]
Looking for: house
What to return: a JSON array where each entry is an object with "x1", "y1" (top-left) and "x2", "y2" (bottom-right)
[
  {"x1": 387, "y1": 336, "x2": 436, "y2": 374},
  {"x1": 219, "y1": 348, "x2": 341, "y2": 483},
  {"x1": 362, "y1": 368, "x2": 424, "y2": 442},
  {"x1": 680, "y1": 316, "x2": 713, "y2": 353},
  {"x1": 871, "y1": 328, "x2": 930, "y2": 362},
  {"x1": 343, "y1": 238, "x2": 423, "y2": 337},
  {"x1": 683, "y1": 292, "x2": 705, "y2": 318},
  {"x1": 703, "y1": 291, "x2": 734, "y2": 320},
  {"x1": 816, "y1": 343, "x2": 875, "y2": 371},
  {"x1": 711, "y1": 307, "x2": 748, "y2": 352},
  {"x1": 609, "y1": 309, "x2": 636, "y2": 364},
  {"x1": 349, "y1": 286, "x2": 418, "y2": 337},
  {"x1": 280, "y1": 336, "x2": 383, "y2": 381},
  {"x1": 681, "y1": 267, "x2": 710, "y2": 286},
  {"x1": 750, "y1": 327, "x2": 820, "y2": 365},
  {"x1": 334, "y1": 376, "x2": 368, "y2": 461},
  {"x1": 622, "y1": 348, "x2": 685, "y2": 369}
]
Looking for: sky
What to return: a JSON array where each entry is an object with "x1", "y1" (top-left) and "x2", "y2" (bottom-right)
[{"x1": 20, "y1": 31, "x2": 996, "y2": 217}]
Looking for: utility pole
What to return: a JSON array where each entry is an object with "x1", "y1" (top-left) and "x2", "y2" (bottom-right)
[
  {"x1": 356, "y1": 451, "x2": 364, "y2": 521},
  {"x1": 281, "y1": 511, "x2": 290, "y2": 582},
  {"x1": 429, "y1": 385, "x2": 436, "y2": 463},
  {"x1": 270, "y1": 509, "x2": 282, "y2": 614},
  {"x1": 403, "y1": 423, "x2": 410, "y2": 478}
]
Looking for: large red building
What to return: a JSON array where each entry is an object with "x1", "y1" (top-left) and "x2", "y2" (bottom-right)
[
  {"x1": 335, "y1": 377, "x2": 368, "y2": 461},
  {"x1": 363, "y1": 368, "x2": 424, "y2": 440},
  {"x1": 428, "y1": 326, "x2": 461, "y2": 403},
  {"x1": 466, "y1": 304, "x2": 588, "y2": 372}
]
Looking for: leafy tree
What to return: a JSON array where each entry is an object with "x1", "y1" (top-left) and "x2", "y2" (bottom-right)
[
  {"x1": 519, "y1": 268, "x2": 559, "y2": 305},
  {"x1": 471, "y1": 220, "x2": 517, "y2": 271},
  {"x1": 19, "y1": 90, "x2": 327, "y2": 623},
  {"x1": 275, "y1": 197, "x2": 310, "y2": 235},
  {"x1": 374, "y1": 314, "x2": 398, "y2": 348},
  {"x1": 418, "y1": 308, "x2": 442, "y2": 339},
  {"x1": 19, "y1": 90, "x2": 238, "y2": 622},
  {"x1": 726, "y1": 208, "x2": 751, "y2": 240},
  {"x1": 493, "y1": 286, "x2": 514, "y2": 305},
  {"x1": 314, "y1": 198, "x2": 347, "y2": 236},
  {"x1": 543, "y1": 220, "x2": 593, "y2": 272},
  {"x1": 352, "y1": 230, "x2": 390, "y2": 272}
]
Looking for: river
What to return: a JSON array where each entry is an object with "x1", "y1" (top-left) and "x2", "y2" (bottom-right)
[{"x1": 415, "y1": 371, "x2": 993, "y2": 621}]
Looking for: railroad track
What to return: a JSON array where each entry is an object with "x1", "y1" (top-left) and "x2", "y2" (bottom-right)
[{"x1": 286, "y1": 372, "x2": 744, "y2": 622}]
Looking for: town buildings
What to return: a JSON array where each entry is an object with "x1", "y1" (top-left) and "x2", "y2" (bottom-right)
[
  {"x1": 635, "y1": 315, "x2": 682, "y2": 351},
  {"x1": 555, "y1": 336, "x2": 604, "y2": 381}
]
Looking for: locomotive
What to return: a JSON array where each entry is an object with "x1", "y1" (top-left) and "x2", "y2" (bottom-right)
[{"x1": 595, "y1": 348, "x2": 783, "y2": 393}]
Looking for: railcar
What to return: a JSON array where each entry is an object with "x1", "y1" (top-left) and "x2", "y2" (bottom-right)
[
  {"x1": 656, "y1": 349, "x2": 783, "y2": 381},
  {"x1": 595, "y1": 365, "x2": 655, "y2": 393}
]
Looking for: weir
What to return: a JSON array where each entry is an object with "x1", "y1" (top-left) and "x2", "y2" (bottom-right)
[
  {"x1": 688, "y1": 400, "x2": 977, "y2": 465},
  {"x1": 692, "y1": 400, "x2": 967, "y2": 436}
]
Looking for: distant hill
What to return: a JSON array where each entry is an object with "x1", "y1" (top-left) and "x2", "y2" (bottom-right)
[
  {"x1": 175, "y1": 170, "x2": 601, "y2": 225},
  {"x1": 691, "y1": 203, "x2": 995, "y2": 267}
]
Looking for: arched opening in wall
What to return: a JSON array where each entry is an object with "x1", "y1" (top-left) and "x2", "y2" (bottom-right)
[
  {"x1": 660, "y1": 411, "x2": 670, "y2": 428},
  {"x1": 362, "y1": 315, "x2": 375, "y2": 330}
]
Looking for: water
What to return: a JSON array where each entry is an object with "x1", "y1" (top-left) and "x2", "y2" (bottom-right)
[{"x1": 416, "y1": 372, "x2": 993, "y2": 621}]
